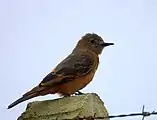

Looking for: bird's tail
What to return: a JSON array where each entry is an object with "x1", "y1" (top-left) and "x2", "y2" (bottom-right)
[
  {"x1": 7, "y1": 86, "x2": 45, "y2": 109},
  {"x1": 7, "y1": 93, "x2": 38, "y2": 109}
]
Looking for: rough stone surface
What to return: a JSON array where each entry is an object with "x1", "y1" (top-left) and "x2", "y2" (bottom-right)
[{"x1": 17, "y1": 93, "x2": 109, "y2": 120}]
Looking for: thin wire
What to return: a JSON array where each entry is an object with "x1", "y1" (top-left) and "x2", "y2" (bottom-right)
[
  {"x1": 64, "y1": 105, "x2": 157, "y2": 120},
  {"x1": 142, "y1": 105, "x2": 145, "y2": 120}
]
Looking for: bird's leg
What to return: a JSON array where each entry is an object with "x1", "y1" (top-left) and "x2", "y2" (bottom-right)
[
  {"x1": 75, "y1": 91, "x2": 84, "y2": 95},
  {"x1": 61, "y1": 93, "x2": 71, "y2": 97},
  {"x1": 64, "y1": 95, "x2": 70, "y2": 97}
]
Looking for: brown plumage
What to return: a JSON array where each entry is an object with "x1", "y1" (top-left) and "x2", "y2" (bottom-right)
[{"x1": 8, "y1": 33, "x2": 114, "y2": 109}]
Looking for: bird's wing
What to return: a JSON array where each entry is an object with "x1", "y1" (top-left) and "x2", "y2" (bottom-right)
[{"x1": 40, "y1": 53, "x2": 95, "y2": 87}]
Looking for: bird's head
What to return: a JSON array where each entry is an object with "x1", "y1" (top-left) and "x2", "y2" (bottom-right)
[{"x1": 75, "y1": 33, "x2": 114, "y2": 55}]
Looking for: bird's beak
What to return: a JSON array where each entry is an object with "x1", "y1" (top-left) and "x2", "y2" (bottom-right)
[{"x1": 101, "y1": 42, "x2": 114, "y2": 47}]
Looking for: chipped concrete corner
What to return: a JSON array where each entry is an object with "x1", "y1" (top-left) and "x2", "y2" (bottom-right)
[{"x1": 17, "y1": 93, "x2": 109, "y2": 120}]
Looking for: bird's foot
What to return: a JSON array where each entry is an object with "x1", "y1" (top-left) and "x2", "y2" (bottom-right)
[
  {"x1": 59, "y1": 93, "x2": 71, "y2": 97},
  {"x1": 75, "y1": 91, "x2": 84, "y2": 95}
]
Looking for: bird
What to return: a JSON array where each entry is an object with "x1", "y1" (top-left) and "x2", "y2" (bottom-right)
[{"x1": 8, "y1": 33, "x2": 114, "y2": 109}]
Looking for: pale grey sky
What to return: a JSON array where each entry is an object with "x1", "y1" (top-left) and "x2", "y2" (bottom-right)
[{"x1": 1, "y1": 0, "x2": 157, "y2": 120}]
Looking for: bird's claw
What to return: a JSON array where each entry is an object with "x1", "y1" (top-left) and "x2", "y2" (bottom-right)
[{"x1": 75, "y1": 91, "x2": 84, "y2": 95}]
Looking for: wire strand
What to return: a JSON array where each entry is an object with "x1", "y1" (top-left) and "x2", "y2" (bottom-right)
[{"x1": 63, "y1": 105, "x2": 157, "y2": 120}]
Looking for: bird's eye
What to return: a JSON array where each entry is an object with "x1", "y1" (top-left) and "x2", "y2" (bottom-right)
[{"x1": 90, "y1": 39, "x2": 95, "y2": 44}]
